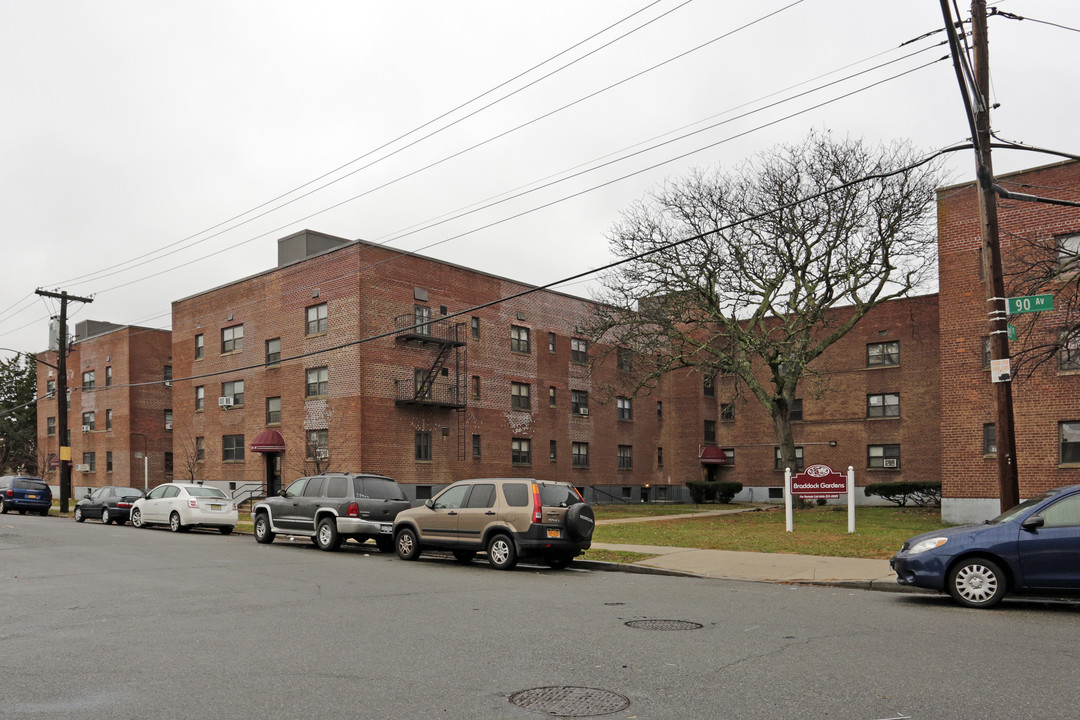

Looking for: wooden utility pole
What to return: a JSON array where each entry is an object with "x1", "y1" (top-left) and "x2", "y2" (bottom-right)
[
  {"x1": 35, "y1": 289, "x2": 93, "y2": 513},
  {"x1": 970, "y1": 0, "x2": 1020, "y2": 512}
]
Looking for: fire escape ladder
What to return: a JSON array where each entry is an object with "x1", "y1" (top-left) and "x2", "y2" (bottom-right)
[{"x1": 414, "y1": 342, "x2": 454, "y2": 401}]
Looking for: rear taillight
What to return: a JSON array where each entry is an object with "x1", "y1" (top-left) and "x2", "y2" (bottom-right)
[
  {"x1": 187, "y1": 499, "x2": 198, "y2": 508},
  {"x1": 531, "y1": 483, "x2": 543, "y2": 524},
  {"x1": 4, "y1": 489, "x2": 12, "y2": 498},
  {"x1": 117, "y1": 502, "x2": 132, "y2": 509},
  {"x1": 347, "y1": 502, "x2": 359, "y2": 517}
]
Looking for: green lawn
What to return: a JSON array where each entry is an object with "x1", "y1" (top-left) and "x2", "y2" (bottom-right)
[
  {"x1": 592, "y1": 503, "x2": 722, "y2": 520},
  {"x1": 592, "y1": 505, "x2": 951, "y2": 559}
]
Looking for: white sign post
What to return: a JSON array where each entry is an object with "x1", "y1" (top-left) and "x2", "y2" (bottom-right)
[{"x1": 785, "y1": 464, "x2": 856, "y2": 533}]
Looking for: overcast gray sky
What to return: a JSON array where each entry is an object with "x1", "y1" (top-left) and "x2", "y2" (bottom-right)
[{"x1": 2, "y1": 0, "x2": 1078, "y2": 359}]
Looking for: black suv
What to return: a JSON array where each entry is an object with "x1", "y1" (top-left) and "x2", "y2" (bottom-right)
[
  {"x1": 252, "y1": 473, "x2": 410, "y2": 552},
  {"x1": 0, "y1": 476, "x2": 52, "y2": 516}
]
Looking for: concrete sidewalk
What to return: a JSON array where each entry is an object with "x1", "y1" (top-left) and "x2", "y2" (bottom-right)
[
  {"x1": 583, "y1": 507, "x2": 909, "y2": 592},
  {"x1": 584, "y1": 542, "x2": 903, "y2": 592}
]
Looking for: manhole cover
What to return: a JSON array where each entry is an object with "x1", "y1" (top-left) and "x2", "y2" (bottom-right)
[
  {"x1": 625, "y1": 619, "x2": 703, "y2": 631},
  {"x1": 509, "y1": 686, "x2": 630, "y2": 717}
]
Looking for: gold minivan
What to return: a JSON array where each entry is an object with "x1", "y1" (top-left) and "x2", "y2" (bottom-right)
[{"x1": 392, "y1": 478, "x2": 594, "y2": 570}]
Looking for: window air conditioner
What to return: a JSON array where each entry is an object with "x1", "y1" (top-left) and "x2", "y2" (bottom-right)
[
  {"x1": 578, "y1": 407, "x2": 589, "y2": 416},
  {"x1": 165, "y1": 422, "x2": 173, "y2": 431},
  {"x1": 81, "y1": 425, "x2": 91, "y2": 432},
  {"x1": 315, "y1": 448, "x2": 329, "y2": 460},
  {"x1": 75, "y1": 464, "x2": 90, "y2": 472},
  {"x1": 218, "y1": 396, "x2": 234, "y2": 408},
  {"x1": 164, "y1": 381, "x2": 172, "y2": 387},
  {"x1": 883, "y1": 458, "x2": 898, "y2": 468}
]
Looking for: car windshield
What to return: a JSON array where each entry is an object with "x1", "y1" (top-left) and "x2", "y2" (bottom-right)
[
  {"x1": 987, "y1": 490, "x2": 1059, "y2": 524},
  {"x1": 539, "y1": 483, "x2": 582, "y2": 508},
  {"x1": 14, "y1": 479, "x2": 48, "y2": 491},
  {"x1": 187, "y1": 487, "x2": 228, "y2": 499},
  {"x1": 117, "y1": 487, "x2": 142, "y2": 497},
  {"x1": 356, "y1": 478, "x2": 407, "y2": 501}
]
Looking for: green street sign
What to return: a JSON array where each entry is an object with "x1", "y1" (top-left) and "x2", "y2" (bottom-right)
[
  {"x1": 1007, "y1": 324, "x2": 1017, "y2": 342},
  {"x1": 1007, "y1": 294, "x2": 1054, "y2": 315}
]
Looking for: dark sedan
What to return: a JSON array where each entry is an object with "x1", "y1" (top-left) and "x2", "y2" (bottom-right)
[
  {"x1": 74, "y1": 486, "x2": 144, "y2": 525},
  {"x1": 891, "y1": 483, "x2": 1080, "y2": 607}
]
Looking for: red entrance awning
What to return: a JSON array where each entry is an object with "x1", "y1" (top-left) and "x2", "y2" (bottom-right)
[
  {"x1": 250, "y1": 429, "x2": 286, "y2": 453},
  {"x1": 699, "y1": 445, "x2": 727, "y2": 465}
]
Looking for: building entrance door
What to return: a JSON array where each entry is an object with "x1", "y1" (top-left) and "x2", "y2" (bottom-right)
[{"x1": 266, "y1": 454, "x2": 282, "y2": 496}]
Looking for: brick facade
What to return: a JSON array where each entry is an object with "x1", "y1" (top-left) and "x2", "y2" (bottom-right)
[
  {"x1": 36, "y1": 324, "x2": 173, "y2": 492},
  {"x1": 937, "y1": 159, "x2": 1080, "y2": 522}
]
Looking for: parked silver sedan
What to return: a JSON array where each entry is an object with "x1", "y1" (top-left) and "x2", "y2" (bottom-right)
[{"x1": 131, "y1": 483, "x2": 238, "y2": 534}]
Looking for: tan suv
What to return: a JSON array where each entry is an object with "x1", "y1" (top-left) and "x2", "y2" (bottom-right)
[{"x1": 392, "y1": 478, "x2": 594, "y2": 570}]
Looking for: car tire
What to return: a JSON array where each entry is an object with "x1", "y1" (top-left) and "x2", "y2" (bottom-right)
[
  {"x1": 74, "y1": 507, "x2": 85, "y2": 523},
  {"x1": 18, "y1": 509, "x2": 26, "y2": 515},
  {"x1": 546, "y1": 554, "x2": 574, "y2": 570},
  {"x1": 131, "y1": 508, "x2": 143, "y2": 528},
  {"x1": 0, "y1": 499, "x2": 7, "y2": 514},
  {"x1": 948, "y1": 557, "x2": 1007, "y2": 608},
  {"x1": 40, "y1": 508, "x2": 50, "y2": 516},
  {"x1": 169, "y1": 511, "x2": 184, "y2": 533},
  {"x1": 101, "y1": 508, "x2": 112, "y2": 525},
  {"x1": 219, "y1": 526, "x2": 234, "y2": 535},
  {"x1": 395, "y1": 527, "x2": 421, "y2": 561},
  {"x1": 452, "y1": 550, "x2": 476, "y2": 563},
  {"x1": 253, "y1": 513, "x2": 275, "y2": 544},
  {"x1": 316, "y1": 517, "x2": 341, "y2": 551},
  {"x1": 375, "y1": 536, "x2": 395, "y2": 553},
  {"x1": 565, "y1": 503, "x2": 595, "y2": 541},
  {"x1": 487, "y1": 534, "x2": 517, "y2": 571}
]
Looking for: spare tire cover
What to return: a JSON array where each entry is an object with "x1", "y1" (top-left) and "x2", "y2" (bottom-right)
[{"x1": 565, "y1": 503, "x2": 595, "y2": 541}]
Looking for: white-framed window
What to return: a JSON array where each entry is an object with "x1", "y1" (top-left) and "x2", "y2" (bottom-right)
[
  {"x1": 306, "y1": 429, "x2": 329, "y2": 460},
  {"x1": 222, "y1": 435, "x2": 245, "y2": 462},
  {"x1": 221, "y1": 325, "x2": 244, "y2": 354},
  {"x1": 775, "y1": 446, "x2": 804, "y2": 471},
  {"x1": 617, "y1": 397, "x2": 632, "y2": 420},
  {"x1": 1061, "y1": 421, "x2": 1080, "y2": 464},
  {"x1": 266, "y1": 397, "x2": 281, "y2": 425},
  {"x1": 82, "y1": 411, "x2": 95, "y2": 431},
  {"x1": 266, "y1": 338, "x2": 281, "y2": 366},
  {"x1": 1059, "y1": 328, "x2": 1080, "y2": 372},
  {"x1": 195, "y1": 386, "x2": 204, "y2": 412},
  {"x1": 222, "y1": 380, "x2": 244, "y2": 407},
  {"x1": 983, "y1": 423, "x2": 996, "y2": 455},
  {"x1": 571, "y1": 390, "x2": 588, "y2": 415},
  {"x1": 415, "y1": 431, "x2": 432, "y2": 461},
  {"x1": 1057, "y1": 232, "x2": 1080, "y2": 271},
  {"x1": 617, "y1": 445, "x2": 633, "y2": 470},
  {"x1": 511, "y1": 325, "x2": 530, "y2": 353},
  {"x1": 195, "y1": 333, "x2": 204, "y2": 360},
  {"x1": 572, "y1": 442, "x2": 589, "y2": 468}
]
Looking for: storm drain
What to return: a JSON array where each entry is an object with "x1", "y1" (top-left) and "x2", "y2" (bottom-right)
[
  {"x1": 624, "y1": 619, "x2": 703, "y2": 631},
  {"x1": 509, "y1": 686, "x2": 630, "y2": 717}
]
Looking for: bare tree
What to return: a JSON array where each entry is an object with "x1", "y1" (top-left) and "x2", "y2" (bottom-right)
[
  {"x1": 999, "y1": 226, "x2": 1080, "y2": 378},
  {"x1": 592, "y1": 132, "x2": 944, "y2": 473},
  {"x1": 172, "y1": 415, "x2": 203, "y2": 482}
]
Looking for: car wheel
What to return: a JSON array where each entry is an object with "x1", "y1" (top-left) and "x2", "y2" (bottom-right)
[
  {"x1": 375, "y1": 536, "x2": 395, "y2": 553},
  {"x1": 18, "y1": 509, "x2": 26, "y2": 515},
  {"x1": 40, "y1": 508, "x2": 50, "y2": 516},
  {"x1": 948, "y1": 557, "x2": 1007, "y2": 608},
  {"x1": 487, "y1": 534, "x2": 517, "y2": 571},
  {"x1": 395, "y1": 527, "x2": 421, "y2": 561},
  {"x1": 253, "y1": 514, "x2": 275, "y2": 544},
  {"x1": 546, "y1": 554, "x2": 574, "y2": 570},
  {"x1": 131, "y1": 508, "x2": 143, "y2": 528},
  {"x1": 316, "y1": 517, "x2": 341, "y2": 551},
  {"x1": 101, "y1": 508, "x2": 112, "y2": 525},
  {"x1": 74, "y1": 507, "x2": 85, "y2": 523},
  {"x1": 0, "y1": 499, "x2": 7, "y2": 513},
  {"x1": 169, "y1": 511, "x2": 184, "y2": 533},
  {"x1": 219, "y1": 526, "x2": 234, "y2": 535},
  {"x1": 452, "y1": 550, "x2": 476, "y2": 563},
  {"x1": 565, "y1": 503, "x2": 595, "y2": 541}
]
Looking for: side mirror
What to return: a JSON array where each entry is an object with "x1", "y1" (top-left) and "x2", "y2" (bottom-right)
[
  {"x1": 1021, "y1": 515, "x2": 1045, "y2": 532},
  {"x1": 84, "y1": 493, "x2": 92, "y2": 500},
  {"x1": 277, "y1": 489, "x2": 287, "y2": 497},
  {"x1": 424, "y1": 499, "x2": 434, "y2": 509}
]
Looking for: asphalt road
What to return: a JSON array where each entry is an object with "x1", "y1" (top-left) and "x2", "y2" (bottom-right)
[{"x1": 2, "y1": 513, "x2": 1079, "y2": 720}]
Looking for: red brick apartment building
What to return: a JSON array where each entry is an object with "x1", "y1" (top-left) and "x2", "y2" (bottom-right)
[
  {"x1": 707, "y1": 295, "x2": 941, "y2": 501},
  {"x1": 171, "y1": 230, "x2": 686, "y2": 502},
  {"x1": 938, "y1": 159, "x2": 1080, "y2": 523},
  {"x1": 166, "y1": 229, "x2": 943, "y2": 504},
  {"x1": 36, "y1": 321, "x2": 173, "y2": 493}
]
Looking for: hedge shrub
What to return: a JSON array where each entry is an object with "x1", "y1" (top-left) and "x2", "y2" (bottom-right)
[
  {"x1": 685, "y1": 480, "x2": 744, "y2": 504},
  {"x1": 863, "y1": 481, "x2": 941, "y2": 507}
]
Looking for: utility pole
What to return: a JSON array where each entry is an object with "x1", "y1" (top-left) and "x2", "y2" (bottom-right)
[
  {"x1": 35, "y1": 289, "x2": 93, "y2": 513},
  {"x1": 970, "y1": 0, "x2": 1020, "y2": 512}
]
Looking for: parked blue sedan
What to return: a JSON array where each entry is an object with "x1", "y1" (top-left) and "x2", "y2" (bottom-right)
[{"x1": 891, "y1": 484, "x2": 1080, "y2": 608}]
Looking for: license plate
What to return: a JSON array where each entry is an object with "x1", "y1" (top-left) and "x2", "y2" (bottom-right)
[
  {"x1": 210, "y1": 504, "x2": 222, "y2": 511},
  {"x1": 546, "y1": 528, "x2": 561, "y2": 539},
  {"x1": 28, "y1": 494, "x2": 38, "y2": 499},
  {"x1": 379, "y1": 524, "x2": 392, "y2": 534}
]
